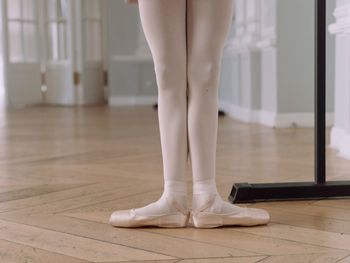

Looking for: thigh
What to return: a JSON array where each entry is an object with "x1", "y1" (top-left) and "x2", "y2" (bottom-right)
[
  {"x1": 186, "y1": 0, "x2": 234, "y2": 66},
  {"x1": 137, "y1": 0, "x2": 187, "y2": 66}
]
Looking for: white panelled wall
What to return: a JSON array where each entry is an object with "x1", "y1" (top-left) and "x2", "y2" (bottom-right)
[
  {"x1": 329, "y1": 0, "x2": 350, "y2": 159},
  {"x1": 219, "y1": 0, "x2": 335, "y2": 128},
  {"x1": 219, "y1": 0, "x2": 261, "y2": 123}
]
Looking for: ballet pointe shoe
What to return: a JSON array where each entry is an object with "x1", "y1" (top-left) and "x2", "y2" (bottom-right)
[
  {"x1": 109, "y1": 194, "x2": 190, "y2": 228},
  {"x1": 191, "y1": 193, "x2": 270, "y2": 228}
]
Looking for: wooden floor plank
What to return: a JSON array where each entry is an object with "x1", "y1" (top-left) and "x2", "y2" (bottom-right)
[
  {"x1": 0, "y1": 214, "x2": 259, "y2": 259},
  {"x1": 0, "y1": 219, "x2": 176, "y2": 262},
  {"x1": 258, "y1": 253, "x2": 349, "y2": 263},
  {"x1": 142, "y1": 227, "x2": 346, "y2": 256},
  {"x1": 176, "y1": 256, "x2": 267, "y2": 263},
  {"x1": 228, "y1": 223, "x2": 350, "y2": 251},
  {"x1": 0, "y1": 239, "x2": 89, "y2": 263},
  {"x1": 0, "y1": 178, "x2": 146, "y2": 214},
  {"x1": 0, "y1": 106, "x2": 349, "y2": 262},
  {"x1": 246, "y1": 203, "x2": 350, "y2": 236},
  {"x1": 0, "y1": 182, "x2": 163, "y2": 217},
  {"x1": 337, "y1": 254, "x2": 350, "y2": 263},
  {"x1": 0, "y1": 183, "x2": 88, "y2": 203}
]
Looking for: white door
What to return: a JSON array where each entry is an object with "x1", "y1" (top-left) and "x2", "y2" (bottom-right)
[
  {"x1": 44, "y1": 0, "x2": 74, "y2": 105},
  {"x1": 78, "y1": 0, "x2": 105, "y2": 104},
  {"x1": 1, "y1": 0, "x2": 42, "y2": 107}
]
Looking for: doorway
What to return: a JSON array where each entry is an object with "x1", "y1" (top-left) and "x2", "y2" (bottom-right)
[{"x1": 0, "y1": 0, "x2": 107, "y2": 108}]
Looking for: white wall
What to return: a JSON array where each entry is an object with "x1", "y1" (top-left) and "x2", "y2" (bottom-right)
[
  {"x1": 107, "y1": 0, "x2": 139, "y2": 56},
  {"x1": 107, "y1": 0, "x2": 158, "y2": 106}
]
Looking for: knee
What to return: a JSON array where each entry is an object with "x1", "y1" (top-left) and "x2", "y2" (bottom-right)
[
  {"x1": 187, "y1": 58, "x2": 221, "y2": 92},
  {"x1": 154, "y1": 63, "x2": 171, "y2": 84},
  {"x1": 153, "y1": 59, "x2": 186, "y2": 93}
]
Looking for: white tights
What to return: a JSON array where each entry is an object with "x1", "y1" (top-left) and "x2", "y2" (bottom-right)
[{"x1": 135, "y1": 0, "x2": 238, "y2": 216}]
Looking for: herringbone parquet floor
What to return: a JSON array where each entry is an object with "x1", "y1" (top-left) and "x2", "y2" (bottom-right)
[{"x1": 0, "y1": 105, "x2": 349, "y2": 263}]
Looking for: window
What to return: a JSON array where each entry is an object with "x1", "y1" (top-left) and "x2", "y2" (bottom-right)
[
  {"x1": 7, "y1": 0, "x2": 38, "y2": 63},
  {"x1": 82, "y1": 0, "x2": 102, "y2": 62},
  {"x1": 46, "y1": 0, "x2": 68, "y2": 61}
]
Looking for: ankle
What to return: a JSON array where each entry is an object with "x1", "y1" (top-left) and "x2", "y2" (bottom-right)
[
  {"x1": 164, "y1": 180, "x2": 187, "y2": 196},
  {"x1": 161, "y1": 180, "x2": 188, "y2": 214},
  {"x1": 193, "y1": 178, "x2": 219, "y2": 196}
]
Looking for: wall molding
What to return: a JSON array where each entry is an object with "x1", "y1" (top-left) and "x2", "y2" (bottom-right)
[
  {"x1": 219, "y1": 100, "x2": 260, "y2": 123},
  {"x1": 219, "y1": 100, "x2": 334, "y2": 128},
  {"x1": 329, "y1": 3, "x2": 350, "y2": 36}
]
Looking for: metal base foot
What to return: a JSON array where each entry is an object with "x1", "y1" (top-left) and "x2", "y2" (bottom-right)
[{"x1": 229, "y1": 181, "x2": 350, "y2": 203}]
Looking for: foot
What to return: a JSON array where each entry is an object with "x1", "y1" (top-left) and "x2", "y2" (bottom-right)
[
  {"x1": 109, "y1": 192, "x2": 190, "y2": 228},
  {"x1": 191, "y1": 193, "x2": 270, "y2": 228}
]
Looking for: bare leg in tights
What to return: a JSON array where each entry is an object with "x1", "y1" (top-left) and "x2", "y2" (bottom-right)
[
  {"x1": 186, "y1": 0, "x2": 269, "y2": 227},
  {"x1": 109, "y1": 0, "x2": 270, "y2": 228},
  {"x1": 130, "y1": 0, "x2": 189, "y2": 217},
  {"x1": 110, "y1": 0, "x2": 190, "y2": 228},
  {"x1": 187, "y1": 0, "x2": 239, "y2": 215}
]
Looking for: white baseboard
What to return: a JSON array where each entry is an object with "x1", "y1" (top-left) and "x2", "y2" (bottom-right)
[
  {"x1": 219, "y1": 100, "x2": 334, "y2": 128},
  {"x1": 219, "y1": 101, "x2": 260, "y2": 123},
  {"x1": 109, "y1": 96, "x2": 158, "y2": 106},
  {"x1": 262, "y1": 110, "x2": 333, "y2": 128}
]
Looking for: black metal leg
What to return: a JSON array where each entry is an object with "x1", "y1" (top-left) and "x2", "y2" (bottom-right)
[
  {"x1": 229, "y1": 0, "x2": 350, "y2": 204},
  {"x1": 315, "y1": 0, "x2": 326, "y2": 185}
]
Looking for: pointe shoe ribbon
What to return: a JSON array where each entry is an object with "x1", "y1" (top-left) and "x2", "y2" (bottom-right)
[
  {"x1": 191, "y1": 193, "x2": 216, "y2": 216},
  {"x1": 191, "y1": 193, "x2": 270, "y2": 228},
  {"x1": 165, "y1": 194, "x2": 189, "y2": 216}
]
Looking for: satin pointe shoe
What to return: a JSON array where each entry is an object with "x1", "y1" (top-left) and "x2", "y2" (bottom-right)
[
  {"x1": 109, "y1": 194, "x2": 190, "y2": 228},
  {"x1": 191, "y1": 194, "x2": 270, "y2": 228}
]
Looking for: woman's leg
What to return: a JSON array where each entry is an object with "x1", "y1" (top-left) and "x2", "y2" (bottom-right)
[
  {"x1": 187, "y1": 0, "x2": 269, "y2": 226},
  {"x1": 187, "y1": 0, "x2": 233, "y2": 206},
  {"x1": 133, "y1": 0, "x2": 189, "y2": 216},
  {"x1": 110, "y1": 0, "x2": 189, "y2": 225}
]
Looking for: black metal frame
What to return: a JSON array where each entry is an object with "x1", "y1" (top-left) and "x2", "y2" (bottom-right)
[{"x1": 229, "y1": 0, "x2": 350, "y2": 203}]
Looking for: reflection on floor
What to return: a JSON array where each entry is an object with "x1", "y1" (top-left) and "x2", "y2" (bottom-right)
[{"x1": 0, "y1": 106, "x2": 349, "y2": 262}]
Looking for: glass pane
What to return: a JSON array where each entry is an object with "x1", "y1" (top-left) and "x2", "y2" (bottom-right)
[
  {"x1": 23, "y1": 23, "x2": 37, "y2": 62},
  {"x1": 47, "y1": 21, "x2": 67, "y2": 61},
  {"x1": 7, "y1": 0, "x2": 21, "y2": 19},
  {"x1": 84, "y1": 21, "x2": 101, "y2": 61},
  {"x1": 47, "y1": 0, "x2": 68, "y2": 20},
  {"x1": 262, "y1": 0, "x2": 276, "y2": 31},
  {"x1": 22, "y1": 0, "x2": 35, "y2": 20},
  {"x1": 83, "y1": 0, "x2": 100, "y2": 19},
  {"x1": 48, "y1": 23, "x2": 58, "y2": 60},
  {"x1": 93, "y1": 0, "x2": 101, "y2": 19},
  {"x1": 58, "y1": 22, "x2": 67, "y2": 60},
  {"x1": 83, "y1": 0, "x2": 92, "y2": 18},
  {"x1": 57, "y1": 0, "x2": 68, "y2": 19},
  {"x1": 47, "y1": 0, "x2": 57, "y2": 20},
  {"x1": 92, "y1": 23, "x2": 101, "y2": 60},
  {"x1": 8, "y1": 22, "x2": 24, "y2": 62}
]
